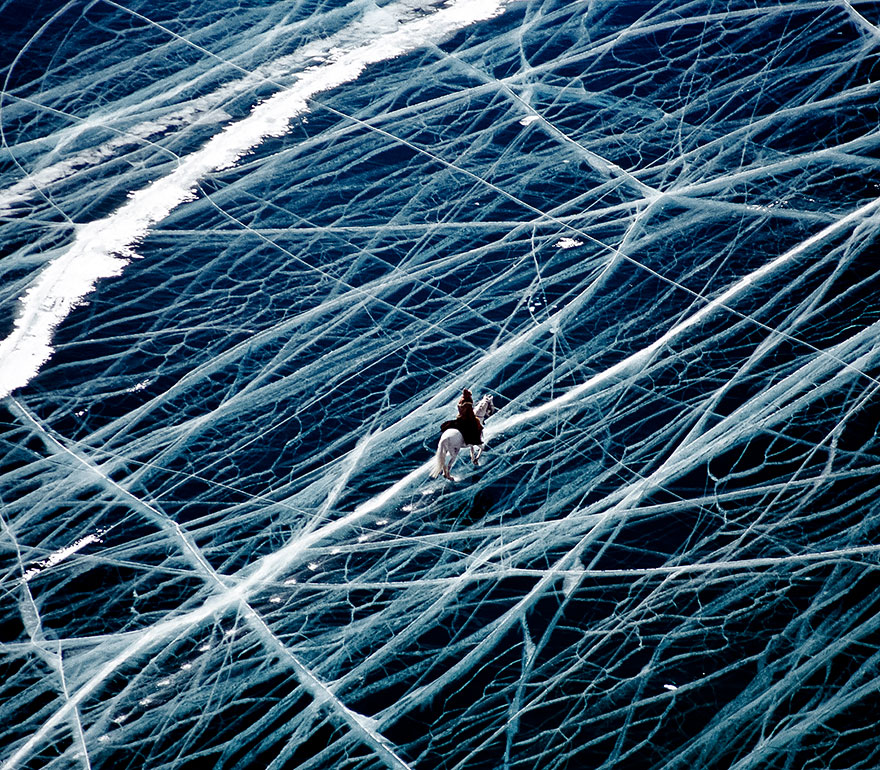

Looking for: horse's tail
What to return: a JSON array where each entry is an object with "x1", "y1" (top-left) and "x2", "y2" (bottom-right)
[{"x1": 429, "y1": 440, "x2": 445, "y2": 478}]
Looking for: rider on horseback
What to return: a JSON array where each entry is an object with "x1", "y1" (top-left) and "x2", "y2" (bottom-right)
[
  {"x1": 431, "y1": 389, "x2": 494, "y2": 479},
  {"x1": 441, "y1": 388, "x2": 483, "y2": 446}
]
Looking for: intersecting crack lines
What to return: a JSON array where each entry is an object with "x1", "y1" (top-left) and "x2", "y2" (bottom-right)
[
  {"x1": 313, "y1": 306, "x2": 880, "y2": 735},
  {"x1": 0, "y1": 504, "x2": 93, "y2": 770},
  {"x1": 2, "y1": 408, "x2": 412, "y2": 770},
  {"x1": 4, "y1": 1, "x2": 880, "y2": 767}
]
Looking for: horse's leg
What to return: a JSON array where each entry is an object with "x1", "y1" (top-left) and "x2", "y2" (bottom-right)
[
  {"x1": 445, "y1": 446, "x2": 459, "y2": 479},
  {"x1": 443, "y1": 438, "x2": 465, "y2": 479}
]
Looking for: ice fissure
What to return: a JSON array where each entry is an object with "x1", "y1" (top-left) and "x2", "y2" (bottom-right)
[{"x1": 3, "y1": 1, "x2": 880, "y2": 769}]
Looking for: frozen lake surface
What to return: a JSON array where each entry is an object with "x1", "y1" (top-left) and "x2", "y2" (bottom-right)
[{"x1": 2, "y1": 1, "x2": 880, "y2": 768}]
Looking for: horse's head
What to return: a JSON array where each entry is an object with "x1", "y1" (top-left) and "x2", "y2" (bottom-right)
[{"x1": 476, "y1": 394, "x2": 496, "y2": 419}]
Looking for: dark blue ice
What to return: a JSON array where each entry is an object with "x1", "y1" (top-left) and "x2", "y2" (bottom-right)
[{"x1": 2, "y1": 1, "x2": 880, "y2": 768}]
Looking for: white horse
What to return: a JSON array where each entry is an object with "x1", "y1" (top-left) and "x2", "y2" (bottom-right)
[{"x1": 430, "y1": 394, "x2": 495, "y2": 480}]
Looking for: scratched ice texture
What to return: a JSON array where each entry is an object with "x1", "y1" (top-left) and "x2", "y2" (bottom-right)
[{"x1": 3, "y1": 0, "x2": 880, "y2": 768}]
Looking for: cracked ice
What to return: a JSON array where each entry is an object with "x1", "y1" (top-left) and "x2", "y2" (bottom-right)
[{"x1": 2, "y1": 1, "x2": 880, "y2": 769}]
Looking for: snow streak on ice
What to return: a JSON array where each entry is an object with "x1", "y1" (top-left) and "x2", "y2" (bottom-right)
[
  {"x1": 0, "y1": 0, "x2": 507, "y2": 399},
  {"x1": 3, "y1": 1, "x2": 880, "y2": 769}
]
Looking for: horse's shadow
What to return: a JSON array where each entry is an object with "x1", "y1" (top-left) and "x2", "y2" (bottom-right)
[{"x1": 428, "y1": 460, "x2": 518, "y2": 528}]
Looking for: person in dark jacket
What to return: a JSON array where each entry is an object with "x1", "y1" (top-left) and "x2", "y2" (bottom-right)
[
  {"x1": 454, "y1": 398, "x2": 483, "y2": 445},
  {"x1": 441, "y1": 389, "x2": 483, "y2": 445}
]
